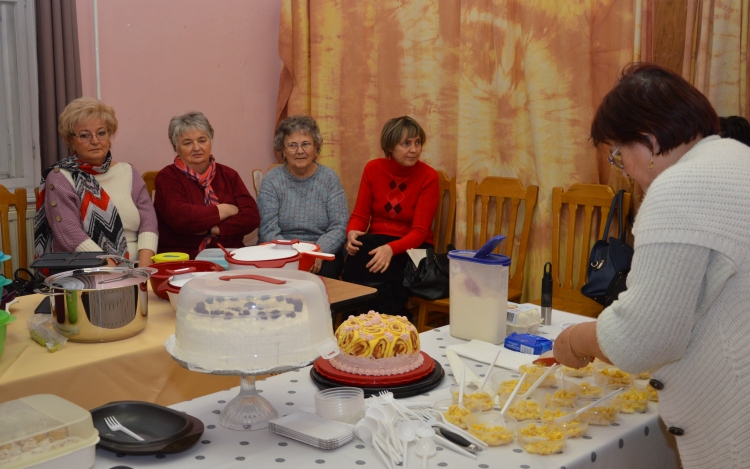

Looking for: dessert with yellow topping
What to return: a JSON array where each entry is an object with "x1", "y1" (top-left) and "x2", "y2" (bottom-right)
[
  {"x1": 519, "y1": 364, "x2": 557, "y2": 387},
  {"x1": 581, "y1": 401, "x2": 621, "y2": 426},
  {"x1": 450, "y1": 387, "x2": 494, "y2": 411},
  {"x1": 491, "y1": 375, "x2": 532, "y2": 395},
  {"x1": 647, "y1": 383, "x2": 659, "y2": 402},
  {"x1": 579, "y1": 381, "x2": 603, "y2": 398},
  {"x1": 442, "y1": 404, "x2": 475, "y2": 429},
  {"x1": 465, "y1": 412, "x2": 517, "y2": 446},
  {"x1": 503, "y1": 399, "x2": 541, "y2": 421},
  {"x1": 329, "y1": 311, "x2": 422, "y2": 376},
  {"x1": 517, "y1": 422, "x2": 567, "y2": 455},
  {"x1": 540, "y1": 409, "x2": 589, "y2": 438},
  {"x1": 614, "y1": 386, "x2": 650, "y2": 413},
  {"x1": 537, "y1": 384, "x2": 580, "y2": 408},
  {"x1": 594, "y1": 366, "x2": 633, "y2": 387}
]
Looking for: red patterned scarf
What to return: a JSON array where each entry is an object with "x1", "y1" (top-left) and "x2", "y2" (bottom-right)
[
  {"x1": 34, "y1": 152, "x2": 128, "y2": 258},
  {"x1": 173, "y1": 155, "x2": 219, "y2": 251}
]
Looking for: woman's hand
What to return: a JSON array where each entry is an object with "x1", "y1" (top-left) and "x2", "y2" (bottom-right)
[
  {"x1": 346, "y1": 230, "x2": 364, "y2": 256},
  {"x1": 553, "y1": 324, "x2": 595, "y2": 368},
  {"x1": 310, "y1": 258, "x2": 323, "y2": 274},
  {"x1": 217, "y1": 203, "x2": 239, "y2": 221},
  {"x1": 366, "y1": 244, "x2": 393, "y2": 273},
  {"x1": 138, "y1": 249, "x2": 155, "y2": 268}
]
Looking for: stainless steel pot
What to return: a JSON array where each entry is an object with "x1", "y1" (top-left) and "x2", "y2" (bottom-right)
[{"x1": 43, "y1": 266, "x2": 155, "y2": 342}]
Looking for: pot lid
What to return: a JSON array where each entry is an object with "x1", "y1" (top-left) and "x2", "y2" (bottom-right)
[
  {"x1": 44, "y1": 267, "x2": 154, "y2": 291},
  {"x1": 167, "y1": 271, "x2": 214, "y2": 288},
  {"x1": 229, "y1": 244, "x2": 299, "y2": 262}
]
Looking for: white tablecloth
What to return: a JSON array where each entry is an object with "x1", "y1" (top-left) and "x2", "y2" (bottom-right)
[{"x1": 93, "y1": 308, "x2": 681, "y2": 469}]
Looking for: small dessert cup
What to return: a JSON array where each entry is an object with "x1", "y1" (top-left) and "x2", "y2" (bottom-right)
[
  {"x1": 577, "y1": 380, "x2": 604, "y2": 399},
  {"x1": 497, "y1": 394, "x2": 541, "y2": 422},
  {"x1": 577, "y1": 394, "x2": 621, "y2": 426},
  {"x1": 519, "y1": 363, "x2": 558, "y2": 388},
  {"x1": 516, "y1": 420, "x2": 568, "y2": 455},
  {"x1": 593, "y1": 363, "x2": 633, "y2": 387},
  {"x1": 531, "y1": 380, "x2": 581, "y2": 408},
  {"x1": 490, "y1": 372, "x2": 531, "y2": 396},
  {"x1": 433, "y1": 398, "x2": 483, "y2": 430},
  {"x1": 539, "y1": 407, "x2": 590, "y2": 438},
  {"x1": 465, "y1": 412, "x2": 517, "y2": 446},
  {"x1": 611, "y1": 384, "x2": 649, "y2": 414},
  {"x1": 450, "y1": 383, "x2": 494, "y2": 411}
]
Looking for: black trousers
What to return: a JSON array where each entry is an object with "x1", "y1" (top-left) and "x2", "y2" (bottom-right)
[
  {"x1": 341, "y1": 234, "x2": 431, "y2": 319},
  {"x1": 317, "y1": 247, "x2": 346, "y2": 279}
]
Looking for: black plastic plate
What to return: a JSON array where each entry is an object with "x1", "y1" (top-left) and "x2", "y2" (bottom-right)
[{"x1": 91, "y1": 401, "x2": 192, "y2": 445}]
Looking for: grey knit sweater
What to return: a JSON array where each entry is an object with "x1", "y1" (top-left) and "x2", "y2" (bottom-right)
[
  {"x1": 597, "y1": 136, "x2": 750, "y2": 468},
  {"x1": 257, "y1": 163, "x2": 348, "y2": 254}
]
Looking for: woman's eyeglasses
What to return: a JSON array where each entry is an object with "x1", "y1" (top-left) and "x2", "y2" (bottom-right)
[
  {"x1": 608, "y1": 145, "x2": 624, "y2": 169},
  {"x1": 73, "y1": 130, "x2": 110, "y2": 143},
  {"x1": 285, "y1": 141, "x2": 313, "y2": 152}
]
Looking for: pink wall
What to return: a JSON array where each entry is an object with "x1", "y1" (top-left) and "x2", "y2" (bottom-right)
[{"x1": 75, "y1": 0, "x2": 282, "y2": 194}]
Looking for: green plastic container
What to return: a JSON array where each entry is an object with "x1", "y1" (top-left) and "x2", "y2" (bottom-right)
[{"x1": 0, "y1": 309, "x2": 16, "y2": 358}]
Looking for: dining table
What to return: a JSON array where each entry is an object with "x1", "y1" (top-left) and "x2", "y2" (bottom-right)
[
  {"x1": 91, "y1": 306, "x2": 681, "y2": 469},
  {"x1": 0, "y1": 277, "x2": 376, "y2": 409}
]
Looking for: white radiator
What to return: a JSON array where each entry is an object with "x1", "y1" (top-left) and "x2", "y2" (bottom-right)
[{"x1": 0, "y1": 207, "x2": 36, "y2": 275}]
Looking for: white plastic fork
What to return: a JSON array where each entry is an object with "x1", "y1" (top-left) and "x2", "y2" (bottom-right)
[{"x1": 104, "y1": 416, "x2": 144, "y2": 441}]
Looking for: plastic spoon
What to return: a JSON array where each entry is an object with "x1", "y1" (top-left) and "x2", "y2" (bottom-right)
[
  {"x1": 478, "y1": 348, "x2": 502, "y2": 393},
  {"x1": 499, "y1": 372, "x2": 527, "y2": 417},
  {"x1": 356, "y1": 420, "x2": 393, "y2": 469},
  {"x1": 415, "y1": 438, "x2": 437, "y2": 469},
  {"x1": 396, "y1": 421, "x2": 416, "y2": 468},
  {"x1": 458, "y1": 365, "x2": 466, "y2": 408},
  {"x1": 521, "y1": 364, "x2": 558, "y2": 398},
  {"x1": 410, "y1": 421, "x2": 476, "y2": 459},
  {"x1": 554, "y1": 387, "x2": 625, "y2": 424}
]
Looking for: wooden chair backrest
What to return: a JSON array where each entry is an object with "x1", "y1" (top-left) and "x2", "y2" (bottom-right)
[
  {"x1": 0, "y1": 185, "x2": 28, "y2": 278},
  {"x1": 252, "y1": 169, "x2": 263, "y2": 197},
  {"x1": 432, "y1": 170, "x2": 456, "y2": 254},
  {"x1": 551, "y1": 183, "x2": 631, "y2": 306},
  {"x1": 466, "y1": 177, "x2": 538, "y2": 294},
  {"x1": 142, "y1": 171, "x2": 158, "y2": 200}
]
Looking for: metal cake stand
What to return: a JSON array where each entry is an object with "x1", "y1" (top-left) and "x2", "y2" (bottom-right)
[{"x1": 172, "y1": 356, "x2": 314, "y2": 431}]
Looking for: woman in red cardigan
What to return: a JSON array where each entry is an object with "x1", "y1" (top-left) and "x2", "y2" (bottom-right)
[
  {"x1": 342, "y1": 116, "x2": 440, "y2": 319},
  {"x1": 154, "y1": 112, "x2": 259, "y2": 259}
]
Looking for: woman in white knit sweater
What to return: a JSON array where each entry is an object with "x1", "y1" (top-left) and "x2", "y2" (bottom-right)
[{"x1": 553, "y1": 63, "x2": 750, "y2": 468}]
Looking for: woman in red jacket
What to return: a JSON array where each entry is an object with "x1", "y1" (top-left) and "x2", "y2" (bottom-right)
[
  {"x1": 342, "y1": 116, "x2": 439, "y2": 319},
  {"x1": 154, "y1": 112, "x2": 259, "y2": 259}
]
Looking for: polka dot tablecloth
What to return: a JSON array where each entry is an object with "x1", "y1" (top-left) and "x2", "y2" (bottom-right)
[{"x1": 92, "y1": 307, "x2": 680, "y2": 469}]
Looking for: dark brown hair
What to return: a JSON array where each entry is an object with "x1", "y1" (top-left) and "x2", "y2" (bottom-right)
[
  {"x1": 591, "y1": 63, "x2": 719, "y2": 154},
  {"x1": 380, "y1": 116, "x2": 426, "y2": 157}
]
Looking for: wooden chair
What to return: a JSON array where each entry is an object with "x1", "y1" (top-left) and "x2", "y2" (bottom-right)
[
  {"x1": 0, "y1": 186, "x2": 28, "y2": 278},
  {"x1": 414, "y1": 176, "x2": 539, "y2": 332},
  {"x1": 530, "y1": 183, "x2": 631, "y2": 318},
  {"x1": 411, "y1": 171, "x2": 456, "y2": 332},
  {"x1": 142, "y1": 171, "x2": 158, "y2": 200}
]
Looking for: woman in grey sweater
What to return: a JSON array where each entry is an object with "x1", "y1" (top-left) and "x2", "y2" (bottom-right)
[{"x1": 258, "y1": 115, "x2": 348, "y2": 278}]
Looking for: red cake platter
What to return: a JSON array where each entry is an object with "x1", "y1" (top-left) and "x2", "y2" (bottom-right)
[{"x1": 312, "y1": 351, "x2": 436, "y2": 386}]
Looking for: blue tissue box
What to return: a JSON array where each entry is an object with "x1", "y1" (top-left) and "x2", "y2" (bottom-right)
[{"x1": 504, "y1": 333, "x2": 553, "y2": 355}]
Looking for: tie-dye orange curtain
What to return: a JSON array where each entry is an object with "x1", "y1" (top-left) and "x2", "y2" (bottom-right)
[
  {"x1": 277, "y1": 0, "x2": 637, "y2": 301},
  {"x1": 682, "y1": 0, "x2": 750, "y2": 117}
]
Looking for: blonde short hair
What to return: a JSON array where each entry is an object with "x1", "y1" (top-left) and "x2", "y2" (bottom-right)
[{"x1": 58, "y1": 97, "x2": 118, "y2": 151}]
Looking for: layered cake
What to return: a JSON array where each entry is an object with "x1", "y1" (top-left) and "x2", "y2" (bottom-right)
[
  {"x1": 329, "y1": 311, "x2": 423, "y2": 376},
  {"x1": 170, "y1": 292, "x2": 321, "y2": 373}
]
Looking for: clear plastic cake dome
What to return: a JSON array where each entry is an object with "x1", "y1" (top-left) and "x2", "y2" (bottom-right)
[{"x1": 165, "y1": 268, "x2": 338, "y2": 374}]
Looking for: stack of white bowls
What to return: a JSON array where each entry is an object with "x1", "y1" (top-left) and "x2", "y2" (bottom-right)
[{"x1": 315, "y1": 388, "x2": 365, "y2": 424}]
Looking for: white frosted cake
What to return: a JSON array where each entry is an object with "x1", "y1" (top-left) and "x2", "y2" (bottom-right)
[
  {"x1": 165, "y1": 269, "x2": 337, "y2": 373},
  {"x1": 329, "y1": 311, "x2": 423, "y2": 376}
]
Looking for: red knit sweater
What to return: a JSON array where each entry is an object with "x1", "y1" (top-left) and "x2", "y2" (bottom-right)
[
  {"x1": 347, "y1": 158, "x2": 439, "y2": 255},
  {"x1": 154, "y1": 163, "x2": 259, "y2": 258}
]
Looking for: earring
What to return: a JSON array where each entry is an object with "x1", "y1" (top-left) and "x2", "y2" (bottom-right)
[{"x1": 649, "y1": 152, "x2": 654, "y2": 169}]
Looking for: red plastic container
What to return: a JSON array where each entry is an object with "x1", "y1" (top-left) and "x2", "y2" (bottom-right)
[{"x1": 149, "y1": 260, "x2": 224, "y2": 300}]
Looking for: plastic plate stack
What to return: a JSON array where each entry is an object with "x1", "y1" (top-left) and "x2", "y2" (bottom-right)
[{"x1": 268, "y1": 412, "x2": 354, "y2": 449}]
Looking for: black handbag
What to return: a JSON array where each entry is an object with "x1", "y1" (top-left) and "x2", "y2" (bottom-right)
[
  {"x1": 403, "y1": 246, "x2": 452, "y2": 300},
  {"x1": 580, "y1": 190, "x2": 633, "y2": 306}
]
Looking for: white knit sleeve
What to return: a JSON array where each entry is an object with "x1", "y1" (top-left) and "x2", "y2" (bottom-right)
[{"x1": 596, "y1": 242, "x2": 710, "y2": 373}]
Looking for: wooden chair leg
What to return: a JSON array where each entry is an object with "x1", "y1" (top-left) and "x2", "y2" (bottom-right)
[{"x1": 416, "y1": 302, "x2": 431, "y2": 332}]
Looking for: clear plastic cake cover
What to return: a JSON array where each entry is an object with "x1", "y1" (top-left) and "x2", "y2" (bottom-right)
[{"x1": 164, "y1": 269, "x2": 338, "y2": 374}]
